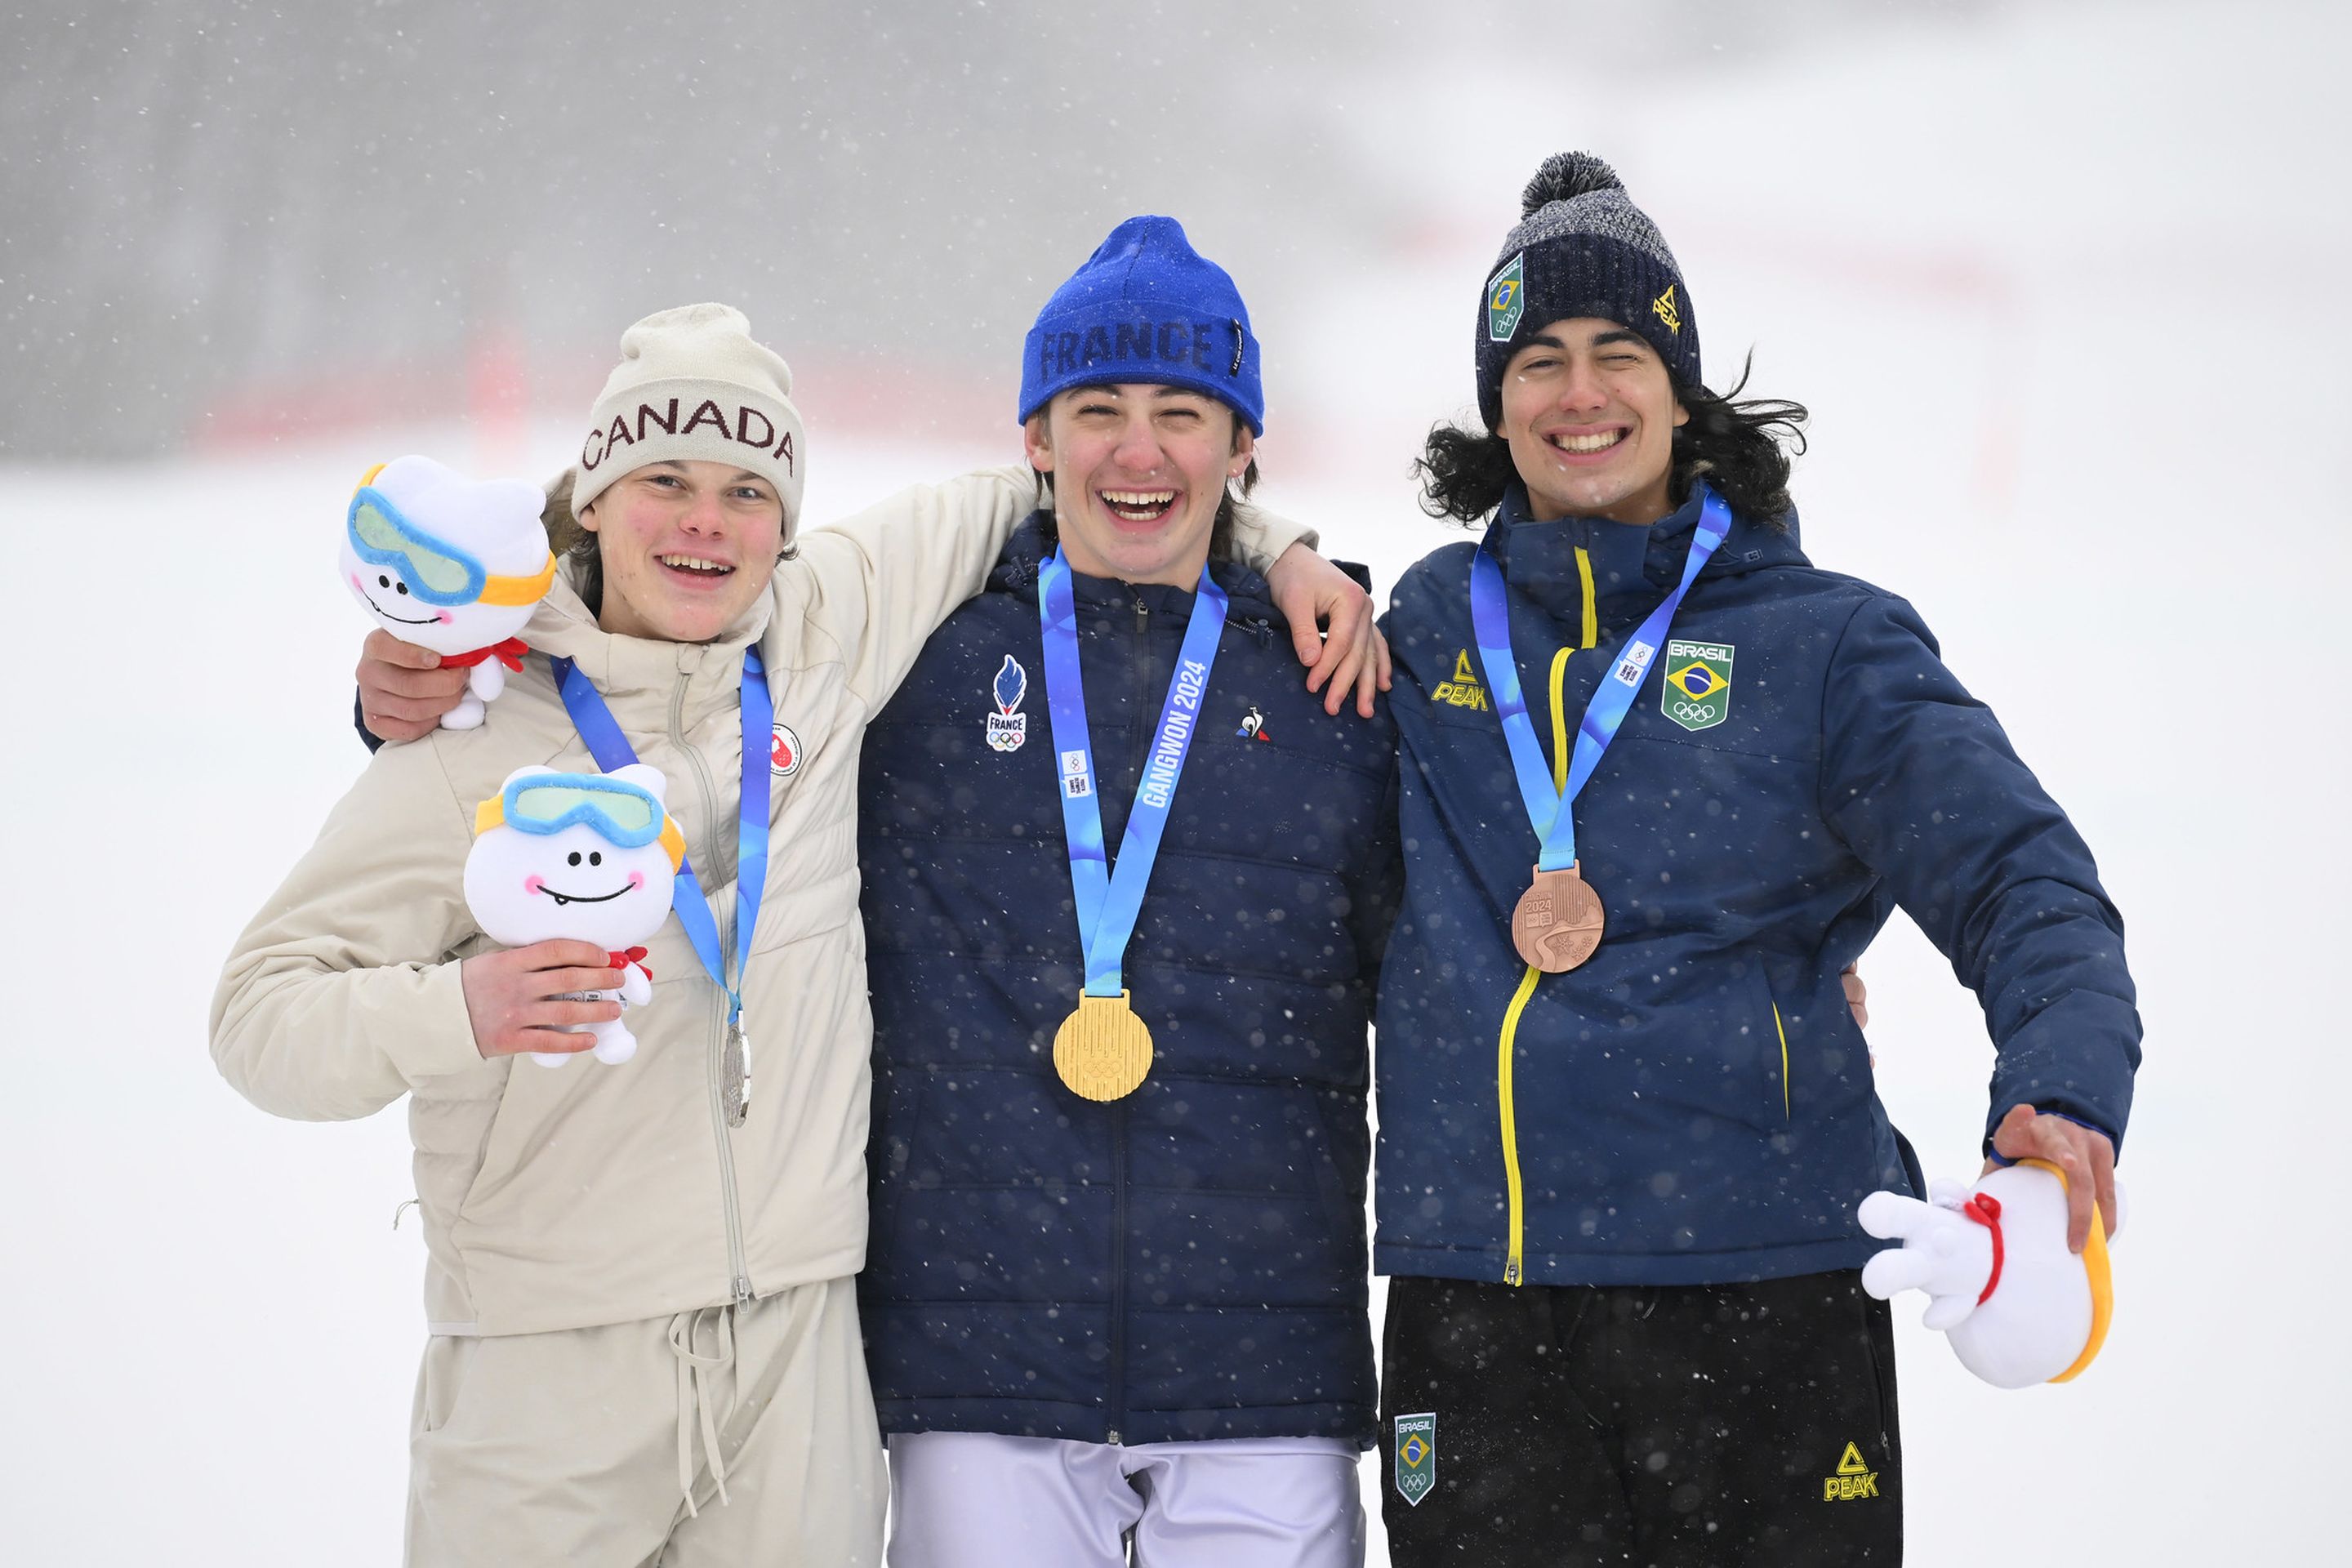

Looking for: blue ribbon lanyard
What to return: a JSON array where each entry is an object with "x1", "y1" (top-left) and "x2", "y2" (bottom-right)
[
  {"x1": 550, "y1": 647, "x2": 772, "y2": 1025},
  {"x1": 1470, "y1": 487, "x2": 1732, "y2": 871},
  {"x1": 1036, "y1": 551, "x2": 1227, "y2": 999}
]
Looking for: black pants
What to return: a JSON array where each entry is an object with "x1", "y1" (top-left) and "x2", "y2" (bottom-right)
[{"x1": 1379, "y1": 1271, "x2": 1902, "y2": 1566}]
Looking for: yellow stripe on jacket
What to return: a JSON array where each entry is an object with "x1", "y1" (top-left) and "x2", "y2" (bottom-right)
[{"x1": 1495, "y1": 547, "x2": 1595, "y2": 1287}]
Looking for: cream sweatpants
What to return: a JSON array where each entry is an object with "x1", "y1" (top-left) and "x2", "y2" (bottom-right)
[{"x1": 405, "y1": 1276, "x2": 883, "y2": 1566}]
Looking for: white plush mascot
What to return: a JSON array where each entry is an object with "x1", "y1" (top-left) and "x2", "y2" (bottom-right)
[
  {"x1": 341, "y1": 455, "x2": 555, "y2": 729},
  {"x1": 464, "y1": 764, "x2": 684, "y2": 1067},
  {"x1": 1859, "y1": 1159, "x2": 2121, "y2": 1389}
]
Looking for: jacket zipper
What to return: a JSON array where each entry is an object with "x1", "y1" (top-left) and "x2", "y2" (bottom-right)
[
  {"x1": 1102, "y1": 592, "x2": 1158, "y2": 1443},
  {"x1": 671, "y1": 664, "x2": 754, "y2": 1306},
  {"x1": 1494, "y1": 551, "x2": 1596, "y2": 1289},
  {"x1": 1772, "y1": 1002, "x2": 1791, "y2": 1121}
]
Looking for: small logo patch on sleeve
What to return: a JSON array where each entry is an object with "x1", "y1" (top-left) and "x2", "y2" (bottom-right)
[{"x1": 1393, "y1": 1412, "x2": 1437, "y2": 1507}]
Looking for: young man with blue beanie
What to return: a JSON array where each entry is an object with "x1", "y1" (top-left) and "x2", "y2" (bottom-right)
[
  {"x1": 321, "y1": 280, "x2": 1387, "y2": 1557},
  {"x1": 1371, "y1": 154, "x2": 2139, "y2": 1564},
  {"x1": 856, "y1": 215, "x2": 1399, "y2": 1566}
]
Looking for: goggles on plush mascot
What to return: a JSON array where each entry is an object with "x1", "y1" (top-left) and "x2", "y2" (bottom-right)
[
  {"x1": 474, "y1": 772, "x2": 686, "y2": 871},
  {"x1": 348, "y1": 462, "x2": 557, "y2": 608}
]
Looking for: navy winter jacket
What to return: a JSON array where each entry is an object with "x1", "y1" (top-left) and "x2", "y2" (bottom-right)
[
  {"x1": 1374, "y1": 485, "x2": 2139, "y2": 1290},
  {"x1": 858, "y1": 517, "x2": 1399, "y2": 1446}
]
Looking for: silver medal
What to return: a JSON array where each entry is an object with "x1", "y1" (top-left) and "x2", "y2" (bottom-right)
[{"x1": 723, "y1": 1012, "x2": 752, "y2": 1127}]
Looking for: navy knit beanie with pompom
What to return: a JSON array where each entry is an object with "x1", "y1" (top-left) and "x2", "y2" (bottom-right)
[{"x1": 1473, "y1": 154, "x2": 1699, "y2": 431}]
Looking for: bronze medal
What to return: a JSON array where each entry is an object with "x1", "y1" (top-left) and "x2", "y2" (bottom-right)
[
  {"x1": 1054, "y1": 991, "x2": 1155, "y2": 1102},
  {"x1": 1512, "y1": 862, "x2": 1605, "y2": 973}
]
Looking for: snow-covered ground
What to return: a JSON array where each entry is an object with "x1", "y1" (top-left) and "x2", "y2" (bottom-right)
[{"x1": 4, "y1": 2, "x2": 2345, "y2": 1561}]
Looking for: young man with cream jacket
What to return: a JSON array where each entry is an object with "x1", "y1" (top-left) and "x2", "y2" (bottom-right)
[{"x1": 212, "y1": 301, "x2": 1370, "y2": 1565}]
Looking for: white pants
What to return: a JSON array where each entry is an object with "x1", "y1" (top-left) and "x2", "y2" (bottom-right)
[{"x1": 885, "y1": 1431, "x2": 1363, "y2": 1568}]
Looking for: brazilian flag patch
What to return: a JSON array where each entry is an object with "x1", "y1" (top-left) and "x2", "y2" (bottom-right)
[
  {"x1": 1393, "y1": 1411, "x2": 1437, "y2": 1507},
  {"x1": 1486, "y1": 254, "x2": 1525, "y2": 342},
  {"x1": 1662, "y1": 639, "x2": 1734, "y2": 732}
]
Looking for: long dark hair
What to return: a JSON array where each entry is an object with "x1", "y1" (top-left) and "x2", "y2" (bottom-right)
[{"x1": 1415, "y1": 353, "x2": 1809, "y2": 528}]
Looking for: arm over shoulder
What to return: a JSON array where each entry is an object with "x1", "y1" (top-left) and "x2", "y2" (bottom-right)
[
  {"x1": 1818, "y1": 594, "x2": 2141, "y2": 1152},
  {"x1": 1225, "y1": 492, "x2": 1319, "y2": 572},
  {"x1": 792, "y1": 466, "x2": 1324, "y2": 715},
  {"x1": 209, "y1": 739, "x2": 488, "y2": 1121},
  {"x1": 790, "y1": 464, "x2": 1040, "y2": 712}
]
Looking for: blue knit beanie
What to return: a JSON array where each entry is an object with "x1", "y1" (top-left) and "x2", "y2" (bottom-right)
[
  {"x1": 1474, "y1": 154, "x2": 1699, "y2": 432},
  {"x1": 1019, "y1": 216, "x2": 1263, "y2": 434}
]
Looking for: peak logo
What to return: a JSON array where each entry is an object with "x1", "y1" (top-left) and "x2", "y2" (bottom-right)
[
  {"x1": 1651, "y1": 284, "x2": 1682, "y2": 335},
  {"x1": 1821, "y1": 1441, "x2": 1879, "y2": 1502},
  {"x1": 1433, "y1": 649, "x2": 1491, "y2": 711}
]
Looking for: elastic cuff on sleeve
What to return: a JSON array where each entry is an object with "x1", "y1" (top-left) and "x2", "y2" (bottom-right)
[
  {"x1": 385, "y1": 960, "x2": 491, "y2": 1083},
  {"x1": 1983, "y1": 1106, "x2": 2118, "y2": 1168}
]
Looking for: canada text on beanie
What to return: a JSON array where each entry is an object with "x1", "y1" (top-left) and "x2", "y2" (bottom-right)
[{"x1": 571, "y1": 303, "x2": 808, "y2": 530}]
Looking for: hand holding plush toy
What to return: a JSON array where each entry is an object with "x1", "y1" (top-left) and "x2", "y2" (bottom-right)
[
  {"x1": 464, "y1": 764, "x2": 683, "y2": 1067},
  {"x1": 341, "y1": 456, "x2": 555, "y2": 729},
  {"x1": 1859, "y1": 1160, "x2": 2123, "y2": 1389}
]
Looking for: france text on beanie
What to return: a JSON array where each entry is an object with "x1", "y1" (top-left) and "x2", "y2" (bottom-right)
[{"x1": 1020, "y1": 216, "x2": 1265, "y2": 435}]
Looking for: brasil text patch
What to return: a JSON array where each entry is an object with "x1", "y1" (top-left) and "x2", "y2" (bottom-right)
[
  {"x1": 1393, "y1": 1411, "x2": 1436, "y2": 1507},
  {"x1": 1661, "y1": 638, "x2": 1733, "y2": 732}
]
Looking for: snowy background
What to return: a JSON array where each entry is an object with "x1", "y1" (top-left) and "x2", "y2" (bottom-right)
[{"x1": 4, "y1": 0, "x2": 2346, "y2": 1560}]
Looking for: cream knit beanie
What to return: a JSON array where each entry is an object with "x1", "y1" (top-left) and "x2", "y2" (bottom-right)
[{"x1": 570, "y1": 303, "x2": 806, "y2": 528}]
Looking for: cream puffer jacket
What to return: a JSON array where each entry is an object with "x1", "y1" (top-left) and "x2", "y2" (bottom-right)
[{"x1": 211, "y1": 469, "x2": 1309, "y2": 1336}]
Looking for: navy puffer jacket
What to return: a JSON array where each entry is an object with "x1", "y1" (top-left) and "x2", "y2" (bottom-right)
[
  {"x1": 858, "y1": 517, "x2": 1399, "y2": 1446},
  {"x1": 1375, "y1": 485, "x2": 2140, "y2": 1290}
]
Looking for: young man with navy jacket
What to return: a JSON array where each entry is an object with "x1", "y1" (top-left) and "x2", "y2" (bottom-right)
[
  {"x1": 855, "y1": 216, "x2": 1400, "y2": 1566},
  {"x1": 1372, "y1": 155, "x2": 2139, "y2": 1565}
]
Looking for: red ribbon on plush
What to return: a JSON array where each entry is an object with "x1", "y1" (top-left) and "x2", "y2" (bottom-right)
[
  {"x1": 1962, "y1": 1192, "x2": 2005, "y2": 1304},
  {"x1": 438, "y1": 637, "x2": 531, "y2": 672},
  {"x1": 606, "y1": 946, "x2": 651, "y2": 978}
]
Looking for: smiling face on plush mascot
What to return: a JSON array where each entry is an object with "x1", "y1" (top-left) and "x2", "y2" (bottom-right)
[
  {"x1": 341, "y1": 454, "x2": 556, "y2": 657},
  {"x1": 463, "y1": 764, "x2": 683, "y2": 952}
]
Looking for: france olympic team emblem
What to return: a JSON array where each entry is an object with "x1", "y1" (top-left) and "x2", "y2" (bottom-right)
[{"x1": 987, "y1": 655, "x2": 1029, "y2": 753}]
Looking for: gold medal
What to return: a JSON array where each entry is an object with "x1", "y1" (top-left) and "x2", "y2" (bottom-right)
[
  {"x1": 1512, "y1": 862, "x2": 1606, "y2": 973},
  {"x1": 1054, "y1": 991, "x2": 1155, "y2": 1102}
]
